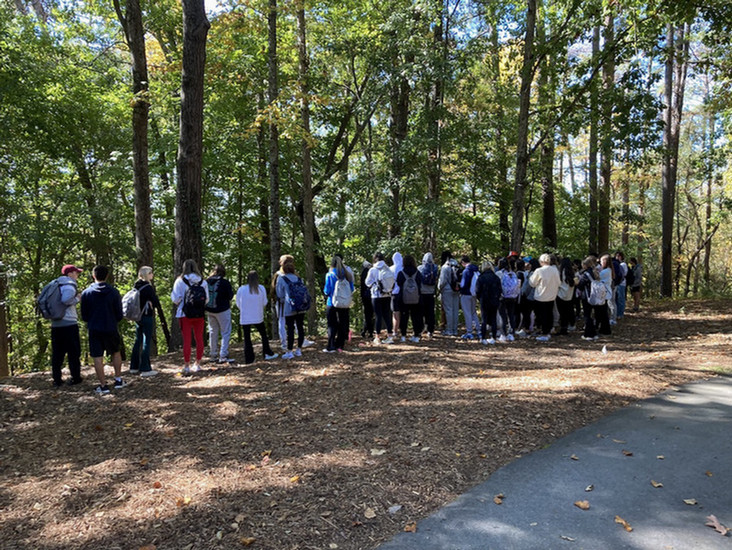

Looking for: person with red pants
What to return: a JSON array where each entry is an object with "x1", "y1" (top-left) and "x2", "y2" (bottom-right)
[{"x1": 171, "y1": 259, "x2": 209, "y2": 374}]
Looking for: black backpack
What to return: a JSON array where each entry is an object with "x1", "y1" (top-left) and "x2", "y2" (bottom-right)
[{"x1": 182, "y1": 277, "x2": 207, "y2": 318}]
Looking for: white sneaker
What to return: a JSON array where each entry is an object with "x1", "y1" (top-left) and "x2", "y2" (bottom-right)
[
  {"x1": 302, "y1": 339, "x2": 315, "y2": 348},
  {"x1": 568, "y1": 325, "x2": 576, "y2": 332},
  {"x1": 282, "y1": 351, "x2": 294, "y2": 359},
  {"x1": 400, "y1": 336, "x2": 407, "y2": 343},
  {"x1": 384, "y1": 337, "x2": 394, "y2": 344},
  {"x1": 487, "y1": 338, "x2": 496, "y2": 345},
  {"x1": 294, "y1": 348, "x2": 302, "y2": 357},
  {"x1": 536, "y1": 335, "x2": 551, "y2": 342},
  {"x1": 191, "y1": 363, "x2": 202, "y2": 372},
  {"x1": 129, "y1": 368, "x2": 140, "y2": 374},
  {"x1": 516, "y1": 329, "x2": 528, "y2": 338},
  {"x1": 265, "y1": 353, "x2": 279, "y2": 360},
  {"x1": 480, "y1": 339, "x2": 488, "y2": 345},
  {"x1": 410, "y1": 336, "x2": 420, "y2": 343},
  {"x1": 322, "y1": 348, "x2": 336, "y2": 353},
  {"x1": 140, "y1": 370, "x2": 159, "y2": 378},
  {"x1": 507, "y1": 334, "x2": 515, "y2": 342},
  {"x1": 498, "y1": 334, "x2": 507, "y2": 343},
  {"x1": 373, "y1": 337, "x2": 381, "y2": 345}
]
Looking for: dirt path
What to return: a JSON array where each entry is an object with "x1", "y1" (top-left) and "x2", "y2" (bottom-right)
[{"x1": 1, "y1": 299, "x2": 730, "y2": 550}]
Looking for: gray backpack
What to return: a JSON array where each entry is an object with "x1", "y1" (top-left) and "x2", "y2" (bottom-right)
[
  {"x1": 36, "y1": 279, "x2": 74, "y2": 320},
  {"x1": 402, "y1": 273, "x2": 420, "y2": 305}
]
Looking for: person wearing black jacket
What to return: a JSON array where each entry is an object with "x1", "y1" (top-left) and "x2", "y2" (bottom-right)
[
  {"x1": 80, "y1": 265, "x2": 125, "y2": 395},
  {"x1": 205, "y1": 264, "x2": 235, "y2": 363},
  {"x1": 476, "y1": 261, "x2": 502, "y2": 345},
  {"x1": 360, "y1": 261, "x2": 374, "y2": 339},
  {"x1": 129, "y1": 266, "x2": 161, "y2": 377},
  {"x1": 396, "y1": 255, "x2": 424, "y2": 342}
]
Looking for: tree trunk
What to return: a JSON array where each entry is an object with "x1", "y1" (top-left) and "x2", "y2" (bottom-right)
[
  {"x1": 510, "y1": 0, "x2": 537, "y2": 252},
  {"x1": 588, "y1": 26, "x2": 600, "y2": 254},
  {"x1": 0, "y1": 272, "x2": 8, "y2": 378},
  {"x1": 389, "y1": 64, "x2": 410, "y2": 240},
  {"x1": 704, "y1": 103, "x2": 714, "y2": 285},
  {"x1": 268, "y1": 0, "x2": 282, "y2": 276},
  {"x1": 114, "y1": 0, "x2": 154, "y2": 268},
  {"x1": 536, "y1": 0, "x2": 556, "y2": 249},
  {"x1": 296, "y1": 1, "x2": 317, "y2": 334},
  {"x1": 661, "y1": 23, "x2": 689, "y2": 297},
  {"x1": 598, "y1": 12, "x2": 614, "y2": 255},
  {"x1": 174, "y1": 0, "x2": 209, "y2": 276}
]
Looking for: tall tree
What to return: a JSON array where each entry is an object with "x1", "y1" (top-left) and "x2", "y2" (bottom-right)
[
  {"x1": 113, "y1": 0, "x2": 153, "y2": 268},
  {"x1": 588, "y1": 25, "x2": 600, "y2": 254},
  {"x1": 598, "y1": 10, "x2": 615, "y2": 254},
  {"x1": 661, "y1": 22, "x2": 690, "y2": 297},
  {"x1": 510, "y1": 0, "x2": 537, "y2": 252},
  {"x1": 268, "y1": 0, "x2": 281, "y2": 275},
  {"x1": 174, "y1": 0, "x2": 209, "y2": 274},
  {"x1": 296, "y1": 0, "x2": 317, "y2": 333}
]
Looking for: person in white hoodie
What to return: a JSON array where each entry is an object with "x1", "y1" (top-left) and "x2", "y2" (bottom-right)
[
  {"x1": 364, "y1": 253, "x2": 394, "y2": 344},
  {"x1": 171, "y1": 259, "x2": 209, "y2": 374},
  {"x1": 236, "y1": 270, "x2": 278, "y2": 364},
  {"x1": 529, "y1": 253, "x2": 561, "y2": 342}
]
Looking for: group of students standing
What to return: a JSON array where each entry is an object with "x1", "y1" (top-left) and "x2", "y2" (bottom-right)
[{"x1": 46, "y1": 248, "x2": 642, "y2": 393}]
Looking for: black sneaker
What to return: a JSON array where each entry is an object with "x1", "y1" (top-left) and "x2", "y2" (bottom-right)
[
  {"x1": 52, "y1": 380, "x2": 64, "y2": 389},
  {"x1": 67, "y1": 378, "x2": 83, "y2": 386},
  {"x1": 95, "y1": 385, "x2": 111, "y2": 395},
  {"x1": 113, "y1": 378, "x2": 127, "y2": 389}
]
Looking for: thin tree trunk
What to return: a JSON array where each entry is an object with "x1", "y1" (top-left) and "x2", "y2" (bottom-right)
[
  {"x1": 537, "y1": 0, "x2": 556, "y2": 249},
  {"x1": 510, "y1": 0, "x2": 537, "y2": 252},
  {"x1": 296, "y1": 1, "x2": 317, "y2": 334},
  {"x1": 598, "y1": 12, "x2": 614, "y2": 254},
  {"x1": 588, "y1": 26, "x2": 600, "y2": 254},
  {"x1": 0, "y1": 273, "x2": 8, "y2": 378},
  {"x1": 704, "y1": 101, "x2": 714, "y2": 285},
  {"x1": 114, "y1": 0, "x2": 154, "y2": 268},
  {"x1": 389, "y1": 56, "x2": 410, "y2": 240},
  {"x1": 268, "y1": 0, "x2": 282, "y2": 276}
]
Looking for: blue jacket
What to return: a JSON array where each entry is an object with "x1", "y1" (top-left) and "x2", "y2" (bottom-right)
[
  {"x1": 81, "y1": 282, "x2": 123, "y2": 332},
  {"x1": 323, "y1": 269, "x2": 354, "y2": 307},
  {"x1": 459, "y1": 263, "x2": 479, "y2": 296}
]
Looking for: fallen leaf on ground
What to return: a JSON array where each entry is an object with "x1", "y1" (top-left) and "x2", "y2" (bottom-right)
[
  {"x1": 404, "y1": 521, "x2": 417, "y2": 532},
  {"x1": 615, "y1": 516, "x2": 633, "y2": 531},
  {"x1": 705, "y1": 515, "x2": 730, "y2": 535},
  {"x1": 651, "y1": 480, "x2": 663, "y2": 488},
  {"x1": 370, "y1": 449, "x2": 387, "y2": 456},
  {"x1": 560, "y1": 535, "x2": 576, "y2": 542},
  {"x1": 139, "y1": 545, "x2": 156, "y2": 550},
  {"x1": 290, "y1": 475, "x2": 301, "y2": 484},
  {"x1": 239, "y1": 537, "x2": 256, "y2": 546},
  {"x1": 622, "y1": 450, "x2": 633, "y2": 456},
  {"x1": 684, "y1": 499, "x2": 698, "y2": 506},
  {"x1": 585, "y1": 485, "x2": 594, "y2": 492},
  {"x1": 657, "y1": 455, "x2": 665, "y2": 460},
  {"x1": 612, "y1": 439, "x2": 626, "y2": 444},
  {"x1": 493, "y1": 493, "x2": 504, "y2": 505},
  {"x1": 176, "y1": 496, "x2": 192, "y2": 507},
  {"x1": 706, "y1": 471, "x2": 714, "y2": 477},
  {"x1": 570, "y1": 454, "x2": 579, "y2": 461},
  {"x1": 364, "y1": 508, "x2": 376, "y2": 519},
  {"x1": 152, "y1": 481, "x2": 162, "y2": 489},
  {"x1": 574, "y1": 500, "x2": 590, "y2": 510}
]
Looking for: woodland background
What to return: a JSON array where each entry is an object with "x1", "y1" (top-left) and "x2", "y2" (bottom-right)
[{"x1": 1, "y1": 0, "x2": 731, "y2": 376}]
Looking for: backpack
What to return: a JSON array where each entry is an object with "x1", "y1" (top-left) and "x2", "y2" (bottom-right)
[
  {"x1": 37, "y1": 279, "x2": 73, "y2": 320},
  {"x1": 284, "y1": 276, "x2": 312, "y2": 312},
  {"x1": 402, "y1": 272, "x2": 420, "y2": 305},
  {"x1": 421, "y1": 263, "x2": 437, "y2": 286},
  {"x1": 501, "y1": 271, "x2": 520, "y2": 299},
  {"x1": 206, "y1": 278, "x2": 220, "y2": 310},
  {"x1": 182, "y1": 277, "x2": 207, "y2": 318},
  {"x1": 449, "y1": 265, "x2": 459, "y2": 291},
  {"x1": 588, "y1": 276, "x2": 608, "y2": 306},
  {"x1": 331, "y1": 275, "x2": 353, "y2": 308},
  {"x1": 376, "y1": 265, "x2": 395, "y2": 294},
  {"x1": 122, "y1": 283, "x2": 150, "y2": 321}
]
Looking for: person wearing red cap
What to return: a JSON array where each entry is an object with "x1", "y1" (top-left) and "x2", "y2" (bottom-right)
[{"x1": 50, "y1": 265, "x2": 84, "y2": 387}]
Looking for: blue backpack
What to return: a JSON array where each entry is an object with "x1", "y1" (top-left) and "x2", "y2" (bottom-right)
[
  {"x1": 421, "y1": 263, "x2": 437, "y2": 286},
  {"x1": 284, "y1": 276, "x2": 311, "y2": 312}
]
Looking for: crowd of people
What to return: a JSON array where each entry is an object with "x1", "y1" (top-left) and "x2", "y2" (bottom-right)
[{"x1": 43, "y1": 249, "x2": 642, "y2": 395}]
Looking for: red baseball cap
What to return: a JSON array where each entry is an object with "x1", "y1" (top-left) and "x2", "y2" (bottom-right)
[
  {"x1": 61, "y1": 264, "x2": 83, "y2": 275},
  {"x1": 508, "y1": 251, "x2": 520, "y2": 258}
]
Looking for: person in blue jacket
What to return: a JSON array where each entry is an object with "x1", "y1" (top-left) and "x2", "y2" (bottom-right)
[{"x1": 323, "y1": 256, "x2": 354, "y2": 352}]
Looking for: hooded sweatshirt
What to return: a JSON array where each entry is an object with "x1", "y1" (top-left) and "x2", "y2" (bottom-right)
[
  {"x1": 364, "y1": 260, "x2": 390, "y2": 299},
  {"x1": 418, "y1": 253, "x2": 438, "y2": 295},
  {"x1": 459, "y1": 263, "x2": 479, "y2": 296},
  {"x1": 171, "y1": 273, "x2": 209, "y2": 319},
  {"x1": 390, "y1": 252, "x2": 403, "y2": 295},
  {"x1": 80, "y1": 282, "x2": 123, "y2": 333},
  {"x1": 50, "y1": 275, "x2": 80, "y2": 328}
]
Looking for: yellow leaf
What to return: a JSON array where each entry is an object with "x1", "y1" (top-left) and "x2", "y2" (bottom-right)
[
  {"x1": 615, "y1": 516, "x2": 633, "y2": 532},
  {"x1": 574, "y1": 500, "x2": 590, "y2": 510},
  {"x1": 404, "y1": 521, "x2": 417, "y2": 532},
  {"x1": 651, "y1": 480, "x2": 663, "y2": 488},
  {"x1": 240, "y1": 536, "x2": 256, "y2": 546},
  {"x1": 290, "y1": 475, "x2": 301, "y2": 484},
  {"x1": 176, "y1": 496, "x2": 192, "y2": 507}
]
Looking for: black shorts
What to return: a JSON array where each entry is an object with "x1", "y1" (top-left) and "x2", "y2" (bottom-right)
[
  {"x1": 391, "y1": 294, "x2": 402, "y2": 312},
  {"x1": 88, "y1": 330, "x2": 122, "y2": 358}
]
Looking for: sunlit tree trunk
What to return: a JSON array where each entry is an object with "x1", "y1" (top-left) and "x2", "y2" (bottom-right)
[
  {"x1": 598, "y1": 12, "x2": 614, "y2": 254},
  {"x1": 588, "y1": 26, "x2": 599, "y2": 254}
]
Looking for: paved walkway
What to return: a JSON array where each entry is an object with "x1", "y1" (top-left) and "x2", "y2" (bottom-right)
[{"x1": 379, "y1": 376, "x2": 732, "y2": 550}]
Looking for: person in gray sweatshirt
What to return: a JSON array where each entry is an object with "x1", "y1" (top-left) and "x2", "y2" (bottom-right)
[
  {"x1": 50, "y1": 264, "x2": 83, "y2": 388},
  {"x1": 438, "y1": 254, "x2": 460, "y2": 336},
  {"x1": 418, "y1": 252, "x2": 439, "y2": 337}
]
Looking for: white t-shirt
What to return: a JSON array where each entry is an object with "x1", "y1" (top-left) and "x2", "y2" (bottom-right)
[{"x1": 236, "y1": 284, "x2": 268, "y2": 325}]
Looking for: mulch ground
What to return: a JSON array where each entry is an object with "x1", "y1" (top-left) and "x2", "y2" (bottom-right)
[{"x1": 1, "y1": 299, "x2": 731, "y2": 550}]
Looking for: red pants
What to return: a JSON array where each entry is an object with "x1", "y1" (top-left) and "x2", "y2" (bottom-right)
[{"x1": 179, "y1": 317, "x2": 205, "y2": 362}]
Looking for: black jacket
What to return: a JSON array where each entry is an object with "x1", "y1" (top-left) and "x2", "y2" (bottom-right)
[
  {"x1": 205, "y1": 276, "x2": 234, "y2": 313},
  {"x1": 475, "y1": 271, "x2": 502, "y2": 308},
  {"x1": 134, "y1": 279, "x2": 161, "y2": 318}
]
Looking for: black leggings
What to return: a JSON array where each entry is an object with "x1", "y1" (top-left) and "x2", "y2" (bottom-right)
[
  {"x1": 372, "y1": 297, "x2": 392, "y2": 335},
  {"x1": 243, "y1": 322, "x2": 274, "y2": 364},
  {"x1": 286, "y1": 313, "x2": 305, "y2": 350}
]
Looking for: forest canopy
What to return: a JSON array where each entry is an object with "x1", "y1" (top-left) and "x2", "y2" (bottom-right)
[{"x1": 1, "y1": 0, "x2": 731, "y2": 374}]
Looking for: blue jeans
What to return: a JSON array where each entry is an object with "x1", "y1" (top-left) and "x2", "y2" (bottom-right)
[
  {"x1": 131, "y1": 315, "x2": 154, "y2": 372},
  {"x1": 616, "y1": 284, "x2": 627, "y2": 319}
]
